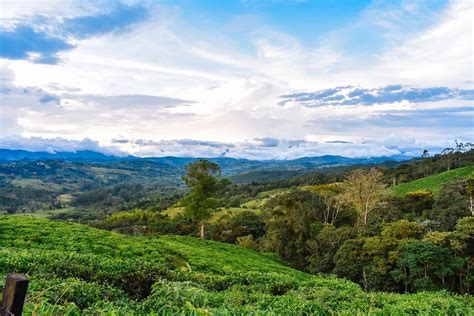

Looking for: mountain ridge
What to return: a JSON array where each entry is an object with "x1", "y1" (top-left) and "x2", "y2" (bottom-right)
[{"x1": 0, "y1": 148, "x2": 411, "y2": 165}]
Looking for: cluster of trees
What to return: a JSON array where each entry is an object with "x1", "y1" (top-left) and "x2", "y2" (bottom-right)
[
  {"x1": 255, "y1": 168, "x2": 473, "y2": 294},
  {"x1": 388, "y1": 142, "x2": 474, "y2": 184},
  {"x1": 173, "y1": 159, "x2": 473, "y2": 293}
]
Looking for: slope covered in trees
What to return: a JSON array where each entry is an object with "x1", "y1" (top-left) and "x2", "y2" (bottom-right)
[{"x1": 0, "y1": 216, "x2": 472, "y2": 314}]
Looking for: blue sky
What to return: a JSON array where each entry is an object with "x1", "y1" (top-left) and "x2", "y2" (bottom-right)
[{"x1": 0, "y1": 0, "x2": 472, "y2": 159}]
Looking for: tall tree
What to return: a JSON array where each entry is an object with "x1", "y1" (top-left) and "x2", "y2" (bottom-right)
[
  {"x1": 181, "y1": 160, "x2": 226, "y2": 239},
  {"x1": 467, "y1": 175, "x2": 474, "y2": 216},
  {"x1": 340, "y1": 168, "x2": 390, "y2": 226},
  {"x1": 309, "y1": 183, "x2": 348, "y2": 225},
  {"x1": 441, "y1": 147, "x2": 455, "y2": 171},
  {"x1": 421, "y1": 149, "x2": 430, "y2": 176}
]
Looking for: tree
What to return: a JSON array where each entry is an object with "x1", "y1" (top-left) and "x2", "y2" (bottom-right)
[
  {"x1": 209, "y1": 210, "x2": 265, "y2": 243},
  {"x1": 467, "y1": 174, "x2": 474, "y2": 216},
  {"x1": 398, "y1": 190, "x2": 434, "y2": 219},
  {"x1": 421, "y1": 149, "x2": 430, "y2": 176},
  {"x1": 181, "y1": 160, "x2": 226, "y2": 239},
  {"x1": 340, "y1": 168, "x2": 390, "y2": 226},
  {"x1": 333, "y1": 238, "x2": 368, "y2": 287},
  {"x1": 307, "y1": 224, "x2": 356, "y2": 273},
  {"x1": 262, "y1": 189, "x2": 325, "y2": 269},
  {"x1": 334, "y1": 220, "x2": 425, "y2": 292},
  {"x1": 392, "y1": 241, "x2": 454, "y2": 292},
  {"x1": 309, "y1": 183, "x2": 349, "y2": 225},
  {"x1": 441, "y1": 147, "x2": 455, "y2": 171},
  {"x1": 429, "y1": 179, "x2": 471, "y2": 230},
  {"x1": 453, "y1": 140, "x2": 473, "y2": 168}
]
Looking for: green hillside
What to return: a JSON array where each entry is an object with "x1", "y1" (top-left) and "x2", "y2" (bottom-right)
[
  {"x1": 0, "y1": 216, "x2": 472, "y2": 314},
  {"x1": 394, "y1": 166, "x2": 474, "y2": 196}
]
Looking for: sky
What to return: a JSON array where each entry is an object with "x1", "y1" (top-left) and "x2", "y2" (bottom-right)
[{"x1": 0, "y1": 0, "x2": 473, "y2": 159}]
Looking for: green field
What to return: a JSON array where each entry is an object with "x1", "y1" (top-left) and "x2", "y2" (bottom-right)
[
  {"x1": 394, "y1": 166, "x2": 474, "y2": 196},
  {"x1": 0, "y1": 215, "x2": 472, "y2": 314}
]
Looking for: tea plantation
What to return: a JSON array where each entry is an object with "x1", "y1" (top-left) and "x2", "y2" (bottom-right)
[
  {"x1": 394, "y1": 165, "x2": 474, "y2": 196},
  {"x1": 0, "y1": 216, "x2": 472, "y2": 315}
]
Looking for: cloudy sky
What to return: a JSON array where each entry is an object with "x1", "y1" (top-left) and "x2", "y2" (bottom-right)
[{"x1": 0, "y1": 0, "x2": 473, "y2": 159}]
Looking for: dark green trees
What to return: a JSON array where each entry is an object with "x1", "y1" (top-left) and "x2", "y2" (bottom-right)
[
  {"x1": 181, "y1": 160, "x2": 228, "y2": 239},
  {"x1": 262, "y1": 189, "x2": 325, "y2": 269},
  {"x1": 430, "y1": 178, "x2": 471, "y2": 230},
  {"x1": 392, "y1": 241, "x2": 453, "y2": 292}
]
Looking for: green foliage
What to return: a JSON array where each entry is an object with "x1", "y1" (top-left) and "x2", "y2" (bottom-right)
[
  {"x1": 262, "y1": 189, "x2": 326, "y2": 268},
  {"x1": 394, "y1": 166, "x2": 474, "y2": 196},
  {"x1": 428, "y1": 178, "x2": 471, "y2": 230},
  {"x1": 208, "y1": 210, "x2": 265, "y2": 243},
  {"x1": 307, "y1": 224, "x2": 357, "y2": 274},
  {"x1": 393, "y1": 241, "x2": 454, "y2": 292},
  {"x1": 181, "y1": 160, "x2": 228, "y2": 238},
  {"x1": 399, "y1": 190, "x2": 434, "y2": 217}
]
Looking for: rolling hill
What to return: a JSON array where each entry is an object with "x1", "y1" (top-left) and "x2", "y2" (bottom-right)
[
  {"x1": 394, "y1": 166, "x2": 474, "y2": 196},
  {"x1": 0, "y1": 148, "x2": 408, "y2": 213},
  {"x1": 0, "y1": 215, "x2": 472, "y2": 314}
]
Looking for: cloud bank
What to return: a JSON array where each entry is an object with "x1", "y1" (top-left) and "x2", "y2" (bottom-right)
[{"x1": 3, "y1": 135, "x2": 466, "y2": 161}]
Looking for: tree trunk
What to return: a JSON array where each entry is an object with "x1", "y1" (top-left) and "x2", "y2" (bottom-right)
[
  {"x1": 199, "y1": 222, "x2": 205, "y2": 239},
  {"x1": 404, "y1": 268, "x2": 409, "y2": 293},
  {"x1": 362, "y1": 269, "x2": 368, "y2": 292},
  {"x1": 470, "y1": 196, "x2": 473, "y2": 216}
]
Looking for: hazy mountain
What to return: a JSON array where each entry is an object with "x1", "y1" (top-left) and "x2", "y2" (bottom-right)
[
  {"x1": 0, "y1": 149, "x2": 124, "y2": 162},
  {"x1": 0, "y1": 148, "x2": 409, "y2": 174}
]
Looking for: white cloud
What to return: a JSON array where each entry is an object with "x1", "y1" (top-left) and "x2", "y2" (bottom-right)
[
  {"x1": 372, "y1": 0, "x2": 474, "y2": 87},
  {"x1": 0, "y1": 0, "x2": 472, "y2": 158},
  {"x1": 6, "y1": 134, "x2": 465, "y2": 160},
  {"x1": 0, "y1": 135, "x2": 123, "y2": 155},
  {"x1": 0, "y1": 0, "x2": 92, "y2": 21}
]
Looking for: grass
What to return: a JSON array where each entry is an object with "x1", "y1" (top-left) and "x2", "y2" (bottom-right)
[
  {"x1": 0, "y1": 215, "x2": 287, "y2": 275},
  {"x1": 159, "y1": 235, "x2": 302, "y2": 277},
  {"x1": 394, "y1": 166, "x2": 474, "y2": 196}
]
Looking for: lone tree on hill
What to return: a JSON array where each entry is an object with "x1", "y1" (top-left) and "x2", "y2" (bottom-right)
[{"x1": 181, "y1": 159, "x2": 228, "y2": 239}]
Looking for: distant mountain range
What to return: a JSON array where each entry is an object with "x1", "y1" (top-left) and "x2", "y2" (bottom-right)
[
  {"x1": 0, "y1": 148, "x2": 413, "y2": 212},
  {"x1": 0, "y1": 148, "x2": 410, "y2": 178},
  {"x1": 0, "y1": 149, "x2": 120, "y2": 161}
]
